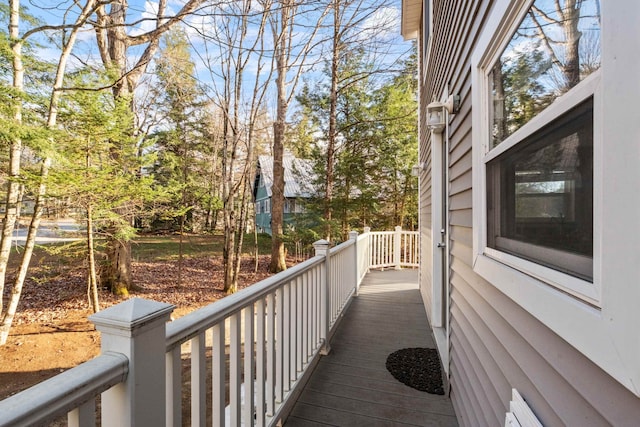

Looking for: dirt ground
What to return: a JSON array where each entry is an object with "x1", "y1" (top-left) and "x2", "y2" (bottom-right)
[{"x1": 0, "y1": 255, "x2": 280, "y2": 401}]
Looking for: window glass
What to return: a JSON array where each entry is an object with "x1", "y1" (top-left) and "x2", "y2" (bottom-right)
[
  {"x1": 490, "y1": 0, "x2": 601, "y2": 147},
  {"x1": 487, "y1": 98, "x2": 593, "y2": 280}
]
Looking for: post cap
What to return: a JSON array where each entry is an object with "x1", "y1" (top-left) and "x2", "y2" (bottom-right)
[{"x1": 90, "y1": 298, "x2": 175, "y2": 336}]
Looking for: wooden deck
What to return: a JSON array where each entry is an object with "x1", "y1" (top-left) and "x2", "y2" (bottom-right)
[{"x1": 285, "y1": 269, "x2": 458, "y2": 427}]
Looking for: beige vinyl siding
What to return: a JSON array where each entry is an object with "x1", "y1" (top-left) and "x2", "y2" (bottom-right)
[
  {"x1": 418, "y1": 14, "x2": 433, "y2": 314},
  {"x1": 420, "y1": 1, "x2": 640, "y2": 426}
]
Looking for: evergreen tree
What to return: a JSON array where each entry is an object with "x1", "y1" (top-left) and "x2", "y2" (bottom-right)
[
  {"x1": 150, "y1": 28, "x2": 211, "y2": 233},
  {"x1": 54, "y1": 71, "x2": 155, "y2": 299}
]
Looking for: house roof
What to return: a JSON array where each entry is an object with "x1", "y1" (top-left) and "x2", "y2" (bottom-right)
[{"x1": 256, "y1": 154, "x2": 315, "y2": 199}]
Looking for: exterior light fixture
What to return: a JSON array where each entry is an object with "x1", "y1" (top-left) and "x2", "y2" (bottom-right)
[
  {"x1": 426, "y1": 94, "x2": 461, "y2": 134},
  {"x1": 411, "y1": 162, "x2": 428, "y2": 177}
]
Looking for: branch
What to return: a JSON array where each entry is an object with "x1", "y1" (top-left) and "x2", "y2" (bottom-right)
[
  {"x1": 528, "y1": 10, "x2": 563, "y2": 68},
  {"x1": 94, "y1": 4, "x2": 111, "y2": 68},
  {"x1": 21, "y1": 0, "x2": 109, "y2": 40},
  {"x1": 127, "y1": 0, "x2": 207, "y2": 46},
  {"x1": 531, "y1": 5, "x2": 561, "y2": 26}
]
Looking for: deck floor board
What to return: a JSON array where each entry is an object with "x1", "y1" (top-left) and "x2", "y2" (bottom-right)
[{"x1": 285, "y1": 270, "x2": 458, "y2": 427}]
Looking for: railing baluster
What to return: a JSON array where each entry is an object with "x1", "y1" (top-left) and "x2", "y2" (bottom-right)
[
  {"x1": 244, "y1": 305, "x2": 255, "y2": 427},
  {"x1": 191, "y1": 333, "x2": 206, "y2": 427},
  {"x1": 212, "y1": 322, "x2": 225, "y2": 427},
  {"x1": 266, "y1": 293, "x2": 275, "y2": 417},
  {"x1": 166, "y1": 346, "x2": 181, "y2": 427},
  {"x1": 68, "y1": 399, "x2": 95, "y2": 427},
  {"x1": 296, "y1": 275, "x2": 303, "y2": 373},
  {"x1": 283, "y1": 282, "x2": 291, "y2": 392},
  {"x1": 230, "y1": 313, "x2": 242, "y2": 427},
  {"x1": 289, "y1": 281, "x2": 296, "y2": 387},
  {"x1": 256, "y1": 298, "x2": 266, "y2": 427},
  {"x1": 275, "y1": 287, "x2": 284, "y2": 403},
  {"x1": 313, "y1": 267, "x2": 324, "y2": 350},
  {"x1": 302, "y1": 272, "x2": 315, "y2": 365}
]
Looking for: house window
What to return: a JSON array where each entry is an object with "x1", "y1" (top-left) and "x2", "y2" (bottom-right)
[
  {"x1": 481, "y1": 0, "x2": 600, "y2": 294},
  {"x1": 284, "y1": 200, "x2": 290, "y2": 214},
  {"x1": 255, "y1": 201, "x2": 261, "y2": 214},
  {"x1": 265, "y1": 199, "x2": 270, "y2": 214},
  {"x1": 470, "y1": 0, "x2": 640, "y2": 396},
  {"x1": 487, "y1": 98, "x2": 593, "y2": 281}
]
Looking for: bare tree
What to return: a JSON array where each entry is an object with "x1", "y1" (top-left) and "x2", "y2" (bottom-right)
[
  {"x1": 196, "y1": 0, "x2": 273, "y2": 293},
  {"x1": 1, "y1": 0, "x2": 101, "y2": 344},
  {"x1": 267, "y1": 0, "x2": 330, "y2": 272}
]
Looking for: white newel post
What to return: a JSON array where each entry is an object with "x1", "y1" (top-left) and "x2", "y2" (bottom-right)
[
  {"x1": 394, "y1": 226, "x2": 402, "y2": 270},
  {"x1": 313, "y1": 239, "x2": 331, "y2": 355},
  {"x1": 90, "y1": 298, "x2": 174, "y2": 427},
  {"x1": 349, "y1": 231, "x2": 359, "y2": 296}
]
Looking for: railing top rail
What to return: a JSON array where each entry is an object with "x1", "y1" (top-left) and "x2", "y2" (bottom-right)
[
  {"x1": 0, "y1": 352, "x2": 128, "y2": 427},
  {"x1": 369, "y1": 230, "x2": 418, "y2": 235},
  {"x1": 166, "y1": 255, "x2": 324, "y2": 350},
  {"x1": 329, "y1": 238, "x2": 355, "y2": 256}
]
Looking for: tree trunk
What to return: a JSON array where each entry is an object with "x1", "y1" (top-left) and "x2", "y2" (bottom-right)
[
  {"x1": 269, "y1": 116, "x2": 286, "y2": 272},
  {"x1": 87, "y1": 205, "x2": 100, "y2": 313},
  {"x1": 0, "y1": 158, "x2": 51, "y2": 344},
  {"x1": 102, "y1": 237, "x2": 132, "y2": 296},
  {"x1": 325, "y1": 0, "x2": 341, "y2": 242},
  {"x1": 268, "y1": 0, "x2": 291, "y2": 273},
  {"x1": 254, "y1": 221, "x2": 259, "y2": 273},
  {"x1": 0, "y1": 0, "x2": 25, "y2": 321},
  {"x1": 561, "y1": 0, "x2": 581, "y2": 90}
]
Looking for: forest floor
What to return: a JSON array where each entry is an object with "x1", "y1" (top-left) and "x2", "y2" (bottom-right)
[{"x1": 0, "y1": 233, "x2": 293, "y2": 401}]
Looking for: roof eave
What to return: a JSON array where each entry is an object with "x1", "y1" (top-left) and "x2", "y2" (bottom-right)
[{"x1": 401, "y1": 0, "x2": 422, "y2": 40}]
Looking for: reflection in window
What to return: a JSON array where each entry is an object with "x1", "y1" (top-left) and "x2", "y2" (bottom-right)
[
  {"x1": 487, "y1": 98, "x2": 593, "y2": 280},
  {"x1": 490, "y1": 0, "x2": 601, "y2": 147}
]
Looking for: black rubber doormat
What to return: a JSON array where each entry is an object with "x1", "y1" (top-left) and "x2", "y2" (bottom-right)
[{"x1": 385, "y1": 348, "x2": 445, "y2": 395}]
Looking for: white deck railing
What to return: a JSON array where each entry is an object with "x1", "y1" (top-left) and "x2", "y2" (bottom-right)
[
  {"x1": 369, "y1": 226, "x2": 420, "y2": 269},
  {"x1": 0, "y1": 228, "x2": 418, "y2": 427}
]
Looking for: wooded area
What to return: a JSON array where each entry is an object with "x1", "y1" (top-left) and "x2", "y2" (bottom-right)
[{"x1": 0, "y1": 0, "x2": 417, "y2": 344}]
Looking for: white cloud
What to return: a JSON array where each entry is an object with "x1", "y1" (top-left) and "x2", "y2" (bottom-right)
[
  {"x1": 359, "y1": 6, "x2": 401, "y2": 42},
  {"x1": 128, "y1": 1, "x2": 178, "y2": 37}
]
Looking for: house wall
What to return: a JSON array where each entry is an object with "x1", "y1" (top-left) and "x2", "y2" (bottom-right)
[
  {"x1": 418, "y1": 1, "x2": 640, "y2": 426},
  {"x1": 255, "y1": 181, "x2": 271, "y2": 234}
]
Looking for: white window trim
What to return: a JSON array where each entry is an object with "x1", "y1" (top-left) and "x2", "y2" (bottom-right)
[
  {"x1": 484, "y1": 73, "x2": 601, "y2": 302},
  {"x1": 471, "y1": 0, "x2": 640, "y2": 396}
]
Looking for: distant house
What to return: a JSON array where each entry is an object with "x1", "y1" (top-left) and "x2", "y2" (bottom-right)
[
  {"x1": 253, "y1": 154, "x2": 314, "y2": 235},
  {"x1": 403, "y1": 0, "x2": 640, "y2": 425}
]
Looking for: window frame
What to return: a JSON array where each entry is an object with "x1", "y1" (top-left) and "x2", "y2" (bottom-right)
[
  {"x1": 484, "y1": 77, "x2": 600, "y2": 302},
  {"x1": 471, "y1": 0, "x2": 640, "y2": 396}
]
